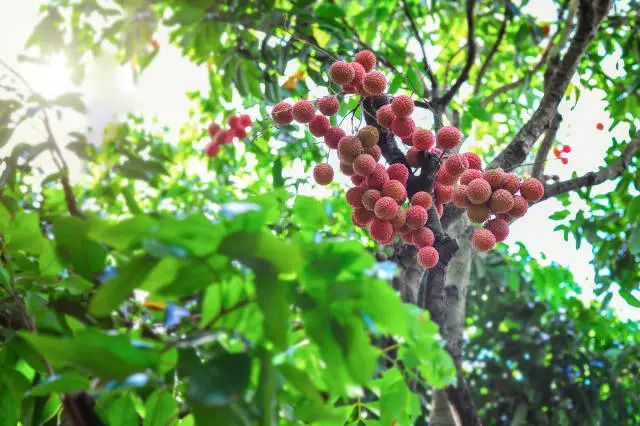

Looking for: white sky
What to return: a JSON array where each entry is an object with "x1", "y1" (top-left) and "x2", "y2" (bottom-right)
[{"x1": 1, "y1": 0, "x2": 637, "y2": 320}]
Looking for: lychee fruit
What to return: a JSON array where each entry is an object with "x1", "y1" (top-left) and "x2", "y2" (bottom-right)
[
  {"x1": 391, "y1": 208, "x2": 407, "y2": 230},
  {"x1": 434, "y1": 183, "x2": 453, "y2": 204},
  {"x1": 391, "y1": 117, "x2": 416, "y2": 139},
  {"x1": 411, "y1": 191, "x2": 433, "y2": 210},
  {"x1": 376, "y1": 104, "x2": 395, "y2": 128},
  {"x1": 271, "y1": 101, "x2": 293, "y2": 125},
  {"x1": 489, "y1": 189, "x2": 515, "y2": 213},
  {"x1": 352, "y1": 207, "x2": 374, "y2": 228},
  {"x1": 466, "y1": 178, "x2": 492, "y2": 204},
  {"x1": 401, "y1": 230, "x2": 414, "y2": 245},
  {"x1": 353, "y1": 154, "x2": 377, "y2": 176},
  {"x1": 340, "y1": 162, "x2": 354, "y2": 177},
  {"x1": 509, "y1": 195, "x2": 529, "y2": 218},
  {"x1": 318, "y1": 95, "x2": 340, "y2": 116},
  {"x1": 496, "y1": 213, "x2": 514, "y2": 224},
  {"x1": 208, "y1": 123, "x2": 220, "y2": 137},
  {"x1": 354, "y1": 50, "x2": 376, "y2": 72},
  {"x1": 436, "y1": 168, "x2": 458, "y2": 186},
  {"x1": 463, "y1": 152, "x2": 482, "y2": 170},
  {"x1": 363, "y1": 71, "x2": 387, "y2": 95},
  {"x1": 596, "y1": 122, "x2": 604, "y2": 130},
  {"x1": 351, "y1": 175, "x2": 365, "y2": 186},
  {"x1": 364, "y1": 144, "x2": 382, "y2": 161},
  {"x1": 370, "y1": 218, "x2": 394, "y2": 243},
  {"x1": 357, "y1": 125, "x2": 379, "y2": 148},
  {"x1": 238, "y1": 114, "x2": 252, "y2": 127},
  {"x1": 501, "y1": 172, "x2": 520, "y2": 194},
  {"x1": 472, "y1": 229, "x2": 496, "y2": 252},
  {"x1": 483, "y1": 168, "x2": 504, "y2": 190},
  {"x1": 406, "y1": 147, "x2": 421, "y2": 167},
  {"x1": 309, "y1": 114, "x2": 330, "y2": 137},
  {"x1": 324, "y1": 127, "x2": 346, "y2": 149},
  {"x1": 452, "y1": 185, "x2": 470, "y2": 208},
  {"x1": 313, "y1": 163, "x2": 334, "y2": 185},
  {"x1": 292, "y1": 100, "x2": 315, "y2": 123},
  {"x1": 418, "y1": 246, "x2": 439, "y2": 269},
  {"x1": 346, "y1": 185, "x2": 366, "y2": 207},
  {"x1": 391, "y1": 95, "x2": 414, "y2": 118},
  {"x1": 444, "y1": 154, "x2": 469, "y2": 177},
  {"x1": 520, "y1": 177, "x2": 544, "y2": 201},
  {"x1": 382, "y1": 179, "x2": 407, "y2": 203},
  {"x1": 387, "y1": 163, "x2": 409, "y2": 186},
  {"x1": 234, "y1": 127, "x2": 248, "y2": 140},
  {"x1": 485, "y1": 218, "x2": 509, "y2": 242},
  {"x1": 459, "y1": 169, "x2": 483, "y2": 186},
  {"x1": 466, "y1": 204, "x2": 490, "y2": 223},
  {"x1": 366, "y1": 163, "x2": 389, "y2": 189},
  {"x1": 205, "y1": 142, "x2": 220, "y2": 157},
  {"x1": 330, "y1": 61, "x2": 355, "y2": 85},
  {"x1": 562, "y1": 145, "x2": 571, "y2": 153},
  {"x1": 437, "y1": 125, "x2": 462, "y2": 150},
  {"x1": 406, "y1": 205, "x2": 428, "y2": 229},
  {"x1": 228, "y1": 115, "x2": 240, "y2": 129},
  {"x1": 362, "y1": 189, "x2": 381, "y2": 211},
  {"x1": 350, "y1": 62, "x2": 366, "y2": 86},
  {"x1": 337, "y1": 136, "x2": 363, "y2": 164},
  {"x1": 431, "y1": 147, "x2": 443, "y2": 157},
  {"x1": 413, "y1": 227, "x2": 435, "y2": 248},
  {"x1": 412, "y1": 128, "x2": 435, "y2": 151}
]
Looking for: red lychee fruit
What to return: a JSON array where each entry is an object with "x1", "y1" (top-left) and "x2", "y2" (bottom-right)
[
  {"x1": 313, "y1": 163, "x2": 334, "y2": 185},
  {"x1": 239, "y1": 114, "x2": 252, "y2": 127},
  {"x1": 208, "y1": 123, "x2": 220, "y2": 137},
  {"x1": 340, "y1": 162, "x2": 354, "y2": 176},
  {"x1": 496, "y1": 213, "x2": 514, "y2": 224},
  {"x1": 309, "y1": 114, "x2": 331, "y2": 137},
  {"x1": 370, "y1": 218, "x2": 394, "y2": 243},
  {"x1": 366, "y1": 163, "x2": 389, "y2": 189},
  {"x1": 463, "y1": 152, "x2": 483, "y2": 170},
  {"x1": 362, "y1": 189, "x2": 381, "y2": 211},
  {"x1": 350, "y1": 62, "x2": 366, "y2": 86},
  {"x1": 364, "y1": 144, "x2": 382, "y2": 161},
  {"x1": 330, "y1": 61, "x2": 355, "y2": 85},
  {"x1": 324, "y1": 126, "x2": 346, "y2": 149},
  {"x1": 434, "y1": 183, "x2": 453, "y2": 204},
  {"x1": 411, "y1": 191, "x2": 433, "y2": 210},
  {"x1": 489, "y1": 189, "x2": 515, "y2": 213},
  {"x1": 346, "y1": 185, "x2": 366, "y2": 207},
  {"x1": 271, "y1": 101, "x2": 293, "y2": 125},
  {"x1": 406, "y1": 205, "x2": 428, "y2": 229},
  {"x1": 382, "y1": 179, "x2": 407, "y2": 203},
  {"x1": 437, "y1": 125, "x2": 462, "y2": 150},
  {"x1": 596, "y1": 122, "x2": 604, "y2": 130},
  {"x1": 205, "y1": 141, "x2": 220, "y2": 157},
  {"x1": 228, "y1": 115, "x2": 240, "y2": 129},
  {"x1": 482, "y1": 168, "x2": 504, "y2": 190},
  {"x1": 387, "y1": 163, "x2": 409, "y2": 186},
  {"x1": 485, "y1": 218, "x2": 509, "y2": 242},
  {"x1": 436, "y1": 168, "x2": 458, "y2": 186},
  {"x1": 453, "y1": 185, "x2": 471, "y2": 208},
  {"x1": 376, "y1": 105, "x2": 395, "y2": 128},
  {"x1": 472, "y1": 228, "x2": 496, "y2": 252},
  {"x1": 391, "y1": 117, "x2": 416, "y2": 139},
  {"x1": 363, "y1": 71, "x2": 387, "y2": 95},
  {"x1": 234, "y1": 127, "x2": 248, "y2": 140},
  {"x1": 460, "y1": 169, "x2": 483, "y2": 186},
  {"x1": 292, "y1": 100, "x2": 315, "y2": 123},
  {"x1": 391, "y1": 208, "x2": 407, "y2": 230},
  {"x1": 431, "y1": 147, "x2": 443, "y2": 157},
  {"x1": 501, "y1": 172, "x2": 520, "y2": 194},
  {"x1": 412, "y1": 128, "x2": 435, "y2": 151},
  {"x1": 318, "y1": 95, "x2": 340, "y2": 116},
  {"x1": 466, "y1": 204, "x2": 491, "y2": 223},
  {"x1": 352, "y1": 207, "x2": 374, "y2": 228},
  {"x1": 337, "y1": 136, "x2": 363, "y2": 164},
  {"x1": 351, "y1": 175, "x2": 365, "y2": 186},
  {"x1": 413, "y1": 227, "x2": 435, "y2": 248},
  {"x1": 418, "y1": 246, "x2": 439, "y2": 269},
  {"x1": 520, "y1": 177, "x2": 544, "y2": 201},
  {"x1": 401, "y1": 230, "x2": 414, "y2": 245},
  {"x1": 561, "y1": 158, "x2": 568, "y2": 165},
  {"x1": 357, "y1": 125, "x2": 379, "y2": 148},
  {"x1": 391, "y1": 95, "x2": 414, "y2": 118},
  {"x1": 562, "y1": 145, "x2": 571, "y2": 153},
  {"x1": 353, "y1": 153, "x2": 377, "y2": 177},
  {"x1": 444, "y1": 154, "x2": 469, "y2": 177},
  {"x1": 466, "y1": 178, "x2": 492, "y2": 204},
  {"x1": 406, "y1": 147, "x2": 421, "y2": 167},
  {"x1": 216, "y1": 129, "x2": 235, "y2": 145},
  {"x1": 354, "y1": 50, "x2": 376, "y2": 72},
  {"x1": 509, "y1": 195, "x2": 529, "y2": 218}
]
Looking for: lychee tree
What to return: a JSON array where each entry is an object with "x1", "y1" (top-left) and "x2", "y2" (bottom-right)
[{"x1": 3, "y1": 0, "x2": 639, "y2": 425}]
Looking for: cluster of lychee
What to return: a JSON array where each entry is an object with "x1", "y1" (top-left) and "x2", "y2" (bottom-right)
[
  {"x1": 269, "y1": 49, "x2": 544, "y2": 269},
  {"x1": 204, "y1": 114, "x2": 252, "y2": 157},
  {"x1": 552, "y1": 144, "x2": 571, "y2": 165}
]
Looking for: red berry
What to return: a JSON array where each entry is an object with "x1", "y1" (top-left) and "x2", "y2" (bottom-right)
[
  {"x1": 417, "y1": 246, "x2": 439, "y2": 269},
  {"x1": 562, "y1": 145, "x2": 571, "y2": 153},
  {"x1": 376, "y1": 104, "x2": 395, "y2": 128},
  {"x1": 596, "y1": 122, "x2": 604, "y2": 130},
  {"x1": 436, "y1": 168, "x2": 458, "y2": 186},
  {"x1": 353, "y1": 154, "x2": 377, "y2": 177},
  {"x1": 292, "y1": 100, "x2": 316, "y2": 123},
  {"x1": 406, "y1": 147, "x2": 421, "y2": 167},
  {"x1": 391, "y1": 117, "x2": 416, "y2": 139},
  {"x1": 501, "y1": 172, "x2": 521, "y2": 194},
  {"x1": 444, "y1": 154, "x2": 469, "y2": 177},
  {"x1": 346, "y1": 186, "x2": 366, "y2": 208},
  {"x1": 412, "y1": 129, "x2": 435, "y2": 151},
  {"x1": 520, "y1": 177, "x2": 544, "y2": 201},
  {"x1": 466, "y1": 178, "x2": 492, "y2": 204},
  {"x1": 330, "y1": 61, "x2": 355, "y2": 85},
  {"x1": 561, "y1": 157, "x2": 568, "y2": 165},
  {"x1": 205, "y1": 141, "x2": 220, "y2": 157},
  {"x1": 366, "y1": 163, "x2": 389, "y2": 190},
  {"x1": 350, "y1": 62, "x2": 366, "y2": 86},
  {"x1": 387, "y1": 163, "x2": 409, "y2": 186},
  {"x1": 406, "y1": 205, "x2": 428, "y2": 229},
  {"x1": 318, "y1": 96, "x2": 340, "y2": 116},
  {"x1": 363, "y1": 71, "x2": 387, "y2": 96},
  {"x1": 208, "y1": 122, "x2": 220, "y2": 137},
  {"x1": 553, "y1": 147, "x2": 562, "y2": 158},
  {"x1": 313, "y1": 163, "x2": 334, "y2": 185},
  {"x1": 352, "y1": 207, "x2": 374, "y2": 228},
  {"x1": 411, "y1": 192, "x2": 433, "y2": 210},
  {"x1": 234, "y1": 127, "x2": 248, "y2": 140},
  {"x1": 485, "y1": 218, "x2": 510, "y2": 242},
  {"x1": 362, "y1": 189, "x2": 381, "y2": 211},
  {"x1": 374, "y1": 196, "x2": 399, "y2": 220},
  {"x1": 460, "y1": 169, "x2": 483, "y2": 186},
  {"x1": 472, "y1": 228, "x2": 496, "y2": 252},
  {"x1": 309, "y1": 114, "x2": 331, "y2": 137},
  {"x1": 228, "y1": 115, "x2": 240, "y2": 129},
  {"x1": 391, "y1": 95, "x2": 414, "y2": 118},
  {"x1": 413, "y1": 227, "x2": 435, "y2": 248},
  {"x1": 370, "y1": 218, "x2": 394, "y2": 243},
  {"x1": 509, "y1": 195, "x2": 529, "y2": 218},
  {"x1": 324, "y1": 127, "x2": 346, "y2": 149},
  {"x1": 354, "y1": 50, "x2": 377, "y2": 72},
  {"x1": 382, "y1": 180, "x2": 407, "y2": 203},
  {"x1": 434, "y1": 183, "x2": 453, "y2": 204},
  {"x1": 436, "y1": 125, "x2": 462, "y2": 150},
  {"x1": 271, "y1": 102, "x2": 293, "y2": 125},
  {"x1": 238, "y1": 114, "x2": 252, "y2": 127},
  {"x1": 463, "y1": 152, "x2": 482, "y2": 170}
]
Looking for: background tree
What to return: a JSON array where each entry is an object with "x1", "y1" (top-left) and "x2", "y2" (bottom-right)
[{"x1": 0, "y1": 0, "x2": 638, "y2": 425}]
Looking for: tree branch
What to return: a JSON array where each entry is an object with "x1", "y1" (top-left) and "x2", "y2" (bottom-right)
[
  {"x1": 489, "y1": 0, "x2": 612, "y2": 171},
  {"x1": 402, "y1": 0, "x2": 438, "y2": 97},
  {"x1": 362, "y1": 96, "x2": 407, "y2": 166},
  {"x1": 473, "y1": 0, "x2": 510, "y2": 94},
  {"x1": 435, "y1": 0, "x2": 477, "y2": 108},
  {"x1": 532, "y1": 113, "x2": 562, "y2": 179}
]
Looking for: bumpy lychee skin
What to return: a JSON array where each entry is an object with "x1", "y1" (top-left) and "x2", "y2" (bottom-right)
[
  {"x1": 466, "y1": 204, "x2": 490, "y2": 223},
  {"x1": 483, "y1": 168, "x2": 504, "y2": 190},
  {"x1": 412, "y1": 128, "x2": 435, "y2": 151},
  {"x1": 364, "y1": 144, "x2": 382, "y2": 161},
  {"x1": 387, "y1": 163, "x2": 409, "y2": 186},
  {"x1": 509, "y1": 195, "x2": 529, "y2": 218},
  {"x1": 391, "y1": 95, "x2": 415, "y2": 118},
  {"x1": 489, "y1": 189, "x2": 515, "y2": 214},
  {"x1": 496, "y1": 213, "x2": 514, "y2": 224},
  {"x1": 234, "y1": 127, "x2": 248, "y2": 140},
  {"x1": 376, "y1": 105, "x2": 395, "y2": 128},
  {"x1": 208, "y1": 123, "x2": 220, "y2": 137},
  {"x1": 466, "y1": 178, "x2": 492, "y2": 204},
  {"x1": 435, "y1": 183, "x2": 453, "y2": 204},
  {"x1": 313, "y1": 163, "x2": 334, "y2": 185},
  {"x1": 357, "y1": 125, "x2": 379, "y2": 148},
  {"x1": 463, "y1": 152, "x2": 483, "y2": 170},
  {"x1": 271, "y1": 101, "x2": 293, "y2": 125},
  {"x1": 205, "y1": 141, "x2": 220, "y2": 157},
  {"x1": 436, "y1": 168, "x2": 458, "y2": 186},
  {"x1": 351, "y1": 175, "x2": 365, "y2": 186},
  {"x1": 391, "y1": 208, "x2": 407, "y2": 230},
  {"x1": 346, "y1": 185, "x2": 366, "y2": 208},
  {"x1": 460, "y1": 169, "x2": 483, "y2": 186},
  {"x1": 406, "y1": 205, "x2": 428, "y2": 229},
  {"x1": 292, "y1": 100, "x2": 315, "y2": 123},
  {"x1": 350, "y1": 62, "x2": 366, "y2": 86},
  {"x1": 382, "y1": 180, "x2": 407, "y2": 203},
  {"x1": 352, "y1": 207, "x2": 374, "y2": 228},
  {"x1": 324, "y1": 127, "x2": 345, "y2": 149},
  {"x1": 330, "y1": 61, "x2": 355, "y2": 85},
  {"x1": 363, "y1": 71, "x2": 387, "y2": 95},
  {"x1": 337, "y1": 136, "x2": 363, "y2": 164},
  {"x1": 391, "y1": 117, "x2": 416, "y2": 139},
  {"x1": 366, "y1": 164, "x2": 389, "y2": 189},
  {"x1": 485, "y1": 218, "x2": 510, "y2": 242},
  {"x1": 309, "y1": 114, "x2": 330, "y2": 137},
  {"x1": 453, "y1": 185, "x2": 471, "y2": 208},
  {"x1": 472, "y1": 228, "x2": 496, "y2": 252},
  {"x1": 413, "y1": 227, "x2": 435, "y2": 248},
  {"x1": 444, "y1": 154, "x2": 469, "y2": 177},
  {"x1": 501, "y1": 172, "x2": 520, "y2": 194},
  {"x1": 418, "y1": 246, "x2": 439, "y2": 269},
  {"x1": 406, "y1": 147, "x2": 421, "y2": 167},
  {"x1": 353, "y1": 154, "x2": 377, "y2": 177},
  {"x1": 437, "y1": 125, "x2": 462, "y2": 150},
  {"x1": 411, "y1": 191, "x2": 433, "y2": 210},
  {"x1": 354, "y1": 50, "x2": 376, "y2": 72},
  {"x1": 339, "y1": 162, "x2": 354, "y2": 176},
  {"x1": 520, "y1": 177, "x2": 544, "y2": 201},
  {"x1": 370, "y1": 218, "x2": 394, "y2": 243},
  {"x1": 362, "y1": 189, "x2": 381, "y2": 211},
  {"x1": 318, "y1": 95, "x2": 340, "y2": 116}
]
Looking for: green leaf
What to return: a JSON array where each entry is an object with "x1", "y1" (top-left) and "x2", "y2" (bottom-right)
[
  {"x1": 7, "y1": 212, "x2": 47, "y2": 254},
  {"x1": 187, "y1": 353, "x2": 251, "y2": 406},
  {"x1": 53, "y1": 217, "x2": 107, "y2": 279},
  {"x1": 618, "y1": 289, "x2": 640, "y2": 308},
  {"x1": 255, "y1": 276, "x2": 289, "y2": 349},
  {"x1": 200, "y1": 284, "x2": 222, "y2": 327},
  {"x1": 220, "y1": 231, "x2": 301, "y2": 275},
  {"x1": 549, "y1": 209, "x2": 571, "y2": 220},
  {"x1": 0, "y1": 381, "x2": 19, "y2": 426},
  {"x1": 97, "y1": 393, "x2": 139, "y2": 425},
  {"x1": 143, "y1": 390, "x2": 178, "y2": 426},
  {"x1": 293, "y1": 196, "x2": 329, "y2": 229},
  {"x1": 30, "y1": 372, "x2": 90, "y2": 396},
  {"x1": 51, "y1": 92, "x2": 86, "y2": 113},
  {"x1": 628, "y1": 224, "x2": 640, "y2": 255}
]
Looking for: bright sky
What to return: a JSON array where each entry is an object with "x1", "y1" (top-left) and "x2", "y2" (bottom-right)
[{"x1": 2, "y1": 1, "x2": 637, "y2": 320}]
